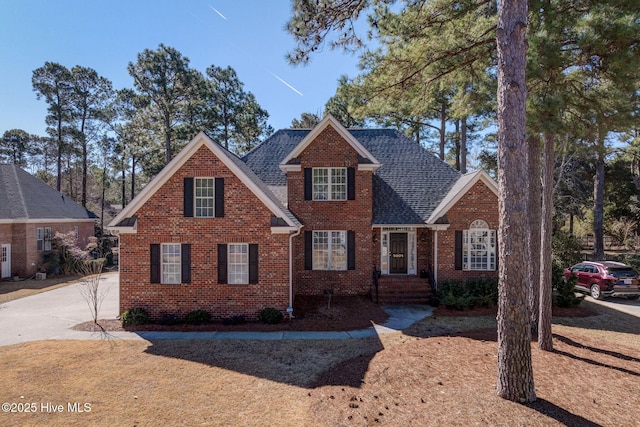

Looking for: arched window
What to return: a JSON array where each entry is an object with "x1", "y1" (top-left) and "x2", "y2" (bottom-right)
[{"x1": 463, "y1": 219, "x2": 496, "y2": 271}]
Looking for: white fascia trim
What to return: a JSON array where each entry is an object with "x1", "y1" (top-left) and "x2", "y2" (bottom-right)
[
  {"x1": 279, "y1": 114, "x2": 381, "y2": 168},
  {"x1": 279, "y1": 164, "x2": 301, "y2": 173},
  {"x1": 106, "y1": 227, "x2": 137, "y2": 234},
  {"x1": 426, "y1": 170, "x2": 498, "y2": 224},
  {"x1": 109, "y1": 131, "x2": 299, "y2": 229},
  {"x1": 270, "y1": 226, "x2": 300, "y2": 234},
  {"x1": 425, "y1": 224, "x2": 450, "y2": 231},
  {"x1": 357, "y1": 163, "x2": 381, "y2": 172},
  {"x1": 371, "y1": 224, "x2": 429, "y2": 229},
  {"x1": 0, "y1": 218, "x2": 96, "y2": 224}
]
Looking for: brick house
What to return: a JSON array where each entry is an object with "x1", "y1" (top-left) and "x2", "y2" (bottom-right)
[
  {"x1": 109, "y1": 115, "x2": 498, "y2": 320},
  {"x1": 0, "y1": 164, "x2": 97, "y2": 278}
]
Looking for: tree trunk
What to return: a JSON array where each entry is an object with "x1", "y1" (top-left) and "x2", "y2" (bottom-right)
[
  {"x1": 56, "y1": 113, "x2": 63, "y2": 192},
  {"x1": 131, "y1": 156, "x2": 137, "y2": 201},
  {"x1": 81, "y1": 114, "x2": 88, "y2": 208},
  {"x1": 538, "y1": 131, "x2": 555, "y2": 351},
  {"x1": 461, "y1": 117, "x2": 468, "y2": 174},
  {"x1": 439, "y1": 101, "x2": 446, "y2": 160},
  {"x1": 164, "y1": 112, "x2": 172, "y2": 164},
  {"x1": 528, "y1": 134, "x2": 541, "y2": 335},
  {"x1": 121, "y1": 166, "x2": 126, "y2": 208},
  {"x1": 593, "y1": 128, "x2": 606, "y2": 259},
  {"x1": 495, "y1": 0, "x2": 536, "y2": 403},
  {"x1": 454, "y1": 118, "x2": 461, "y2": 171}
]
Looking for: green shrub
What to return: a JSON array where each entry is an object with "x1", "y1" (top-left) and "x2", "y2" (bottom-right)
[
  {"x1": 185, "y1": 309, "x2": 211, "y2": 325},
  {"x1": 437, "y1": 278, "x2": 498, "y2": 310},
  {"x1": 258, "y1": 307, "x2": 284, "y2": 324},
  {"x1": 552, "y1": 231, "x2": 582, "y2": 267},
  {"x1": 120, "y1": 307, "x2": 150, "y2": 327},
  {"x1": 552, "y1": 260, "x2": 583, "y2": 308}
]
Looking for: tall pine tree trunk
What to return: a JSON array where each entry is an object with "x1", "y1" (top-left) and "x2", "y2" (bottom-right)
[
  {"x1": 439, "y1": 101, "x2": 446, "y2": 160},
  {"x1": 593, "y1": 125, "x2": 606, "y2": 260},
  {"x1": 496, "y1": 0, "x2": 536, "y2": 403},
  {"x1": 539, "y1": 131, "x2": 555, "y2": 350},
  {"x1": 461, "y1": 117, "x2": 468, "y2": 174},
  {"x1": 528, "y1": 134, "x2": 541, "y2": 335}
]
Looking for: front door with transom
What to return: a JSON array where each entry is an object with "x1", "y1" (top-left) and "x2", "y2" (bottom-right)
[
  {"x1": 389, "y1": 233, "x2": 408, "y2": 274},
  {"x1": 1, "y1": 244, "x2": 11, "y2": 278}
]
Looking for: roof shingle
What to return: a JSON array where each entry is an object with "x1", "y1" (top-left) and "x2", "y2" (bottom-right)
[
  {"x1": 242, "y1": 128, "x2": 461, "y2": 224},
  {"x1": 0, "y1": 164, "x2": 98, "y2": 221}
]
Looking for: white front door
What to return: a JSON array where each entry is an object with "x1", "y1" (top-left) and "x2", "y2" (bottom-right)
[{"x1": 1, "y1": 244, "x2": 10, "y2": 278}]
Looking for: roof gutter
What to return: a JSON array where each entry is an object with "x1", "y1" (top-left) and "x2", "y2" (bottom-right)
[{"x1": 287, "y1": 226, "x2": 303, "y2": 319}]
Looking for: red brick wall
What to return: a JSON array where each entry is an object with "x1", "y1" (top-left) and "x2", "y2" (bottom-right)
[
  {"x1": 119, "y1": 146, "x2": 291, "y2": 320},
  {"x1": 437, "y1": 181, "x2": 499, "y2": 283},
  {"x1": 288, "y1": 126, "x2": 374, "y2": 296},
  {"x1": 0, "y1": 221, "x2": 94, "y2": 277}
]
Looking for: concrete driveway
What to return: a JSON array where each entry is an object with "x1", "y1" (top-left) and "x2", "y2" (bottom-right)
[
  {"x1": 587, "y1": 295, "x2": 640, "y2": 318},
  {"x1": 0, "y1": 272, "x2": 137, "y2": 346}
]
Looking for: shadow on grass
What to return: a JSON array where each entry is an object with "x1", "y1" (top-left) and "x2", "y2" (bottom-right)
[
  {"x1": 525, "y1": 399, "x2": 602, "y2": 427},
  {"x1": 143, "y1": 335, "x2": 385, "y2": 389},
  {"x1": 553, "y1": 333, "x2": 640, "y2": 363}
]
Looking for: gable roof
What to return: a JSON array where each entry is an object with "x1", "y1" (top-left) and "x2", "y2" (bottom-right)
[
  {"x1": 279, "y1": 115, "x2": 381, "y2": 171},
  {"x1": 108, "y1": 132, "x2": 301, "y2": 232},
  {"x1": 0, "y1": 164, "x2": 97, "y2": 223},
  {"x1": 243, "y1": 128, "x2": 464, "y2": 225},
  {"x1": 426, "y1": 170, "x2": 499, "y2": 224}
]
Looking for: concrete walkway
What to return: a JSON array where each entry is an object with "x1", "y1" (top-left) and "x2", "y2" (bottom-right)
[{"x1": 0, "y1": 273, "x2": 434, "y2": 346}]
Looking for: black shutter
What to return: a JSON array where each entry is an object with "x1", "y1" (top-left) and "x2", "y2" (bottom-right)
[
  {"x1": 304, "y1": 231, "x2": 313, "y2": 270},
  {"x1": 347, "y1": 167, "x2": 355, "y2": 200},
  {"x1": 181, "y1": 243, "x2": 191, "y2": 283},
  {"x1": 184, "y1": 178, "x2": 194, "y2": 217},
  {"x1": 304, "y1": 168, "x2": 312, "y2": 200},
  {"x1": 215, "y1": 177, "x2": 224, "y2": 217},
  {"x1": 217, "y1": 244, "x2": 228, "y2": 284},
  {"x1": 249, "y1": 244, "x2": 259, "y2": 283},
  {"x1": 455, "y1": 231, "x2": 463, "y2": 271},
  {"x1": 347, "y1": 230, "x2": 356, "y2": 270},
  {"x1": 150, "y1": 244, "x2": 160, "y2": 283}
]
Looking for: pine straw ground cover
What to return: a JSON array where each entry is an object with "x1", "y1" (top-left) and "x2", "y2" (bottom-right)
[{"x1": 1, "y1": 300, "x2": 639, "y2": 426}]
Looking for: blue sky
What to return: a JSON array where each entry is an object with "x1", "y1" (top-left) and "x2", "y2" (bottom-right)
[{"x1": 0, "y1": 0, "x2": 363, "y2": 136}]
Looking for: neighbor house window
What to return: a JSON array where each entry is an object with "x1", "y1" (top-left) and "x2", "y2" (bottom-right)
[
  {"x1": 313, "y1": 231, "x2": 347, "y2": 270},
  {"x1": 194, "y1": 178, "x2": 215, "y2": 217},
  {"x1": 37, "y1": 227, "x2": 52, "y2": 251},
  {"x1": 313, "y1": 168, "x2": 346, "y2": 201},
  {"x1": 463, "y1": 220, "x2": 496, "y2": 271},
  {"x1": 74, "y1": 225, "x2": 79, "y2": 240},
  {"x1": 228, "y1": 244, "x2": 249, "y2": 285},
  {"x1": 161, "y1": 243, "x2": 181, "y2": 284}
]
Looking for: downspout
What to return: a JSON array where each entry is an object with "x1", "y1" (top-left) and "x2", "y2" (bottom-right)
[
  {"x1": 433, "y1": 230, "x2": 438, "y2": 289},
  {"x1": 287, "y1": 227, "x2": 303, "y2": 319}
]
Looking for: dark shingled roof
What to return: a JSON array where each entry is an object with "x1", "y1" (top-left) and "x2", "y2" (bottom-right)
[
  {"x1": 242, "y1": 129, "x2": 461, "y2": 225},
  {"x1": 0, "y1": 164, "x2": 98, "y2": 221}
]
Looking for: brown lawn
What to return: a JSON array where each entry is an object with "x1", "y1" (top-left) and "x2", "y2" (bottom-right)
[{"x1": 1, "y1": 300, "x2": 639, "y2": 426}]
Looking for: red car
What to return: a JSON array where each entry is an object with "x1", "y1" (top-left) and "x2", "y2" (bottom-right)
[{"x1": 564, "y1": 261, "x2": 640, "y2": 300}]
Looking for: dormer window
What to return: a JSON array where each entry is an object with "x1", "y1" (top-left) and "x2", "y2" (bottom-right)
[{"x1": 313, "y1": 168, "x2": 346, "y2": 201}]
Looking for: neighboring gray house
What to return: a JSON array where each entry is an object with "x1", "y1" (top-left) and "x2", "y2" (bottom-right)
[{"x1": 0, "y1": 164, "x2": 97, "y2": 278}]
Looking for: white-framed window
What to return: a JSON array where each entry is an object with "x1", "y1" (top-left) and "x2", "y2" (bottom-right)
[
  {"x1": 37, "y1": 227, "x2": 52, "y2": 251},
  {"x1": 161, "y1": 243, "x2": 181, "y2": 284},
  {"x1": 194, "y1": 178, "x2": 215, "y2": 217},
  {"x1": 74, "y1": 225, "x2": 79, "y2": 240},
  {"x1": 313, "y1": 168, "x2": 346, "y2": 201},
  {"x1": 463, "y1": 220, "x2": 496, "y2": 271},
  {"x1": 228, "y1": 243, "x2": 249, "y2": 284},
  {"x1": 313, "y1": 231, "x2": 347, "y2": 270}
]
